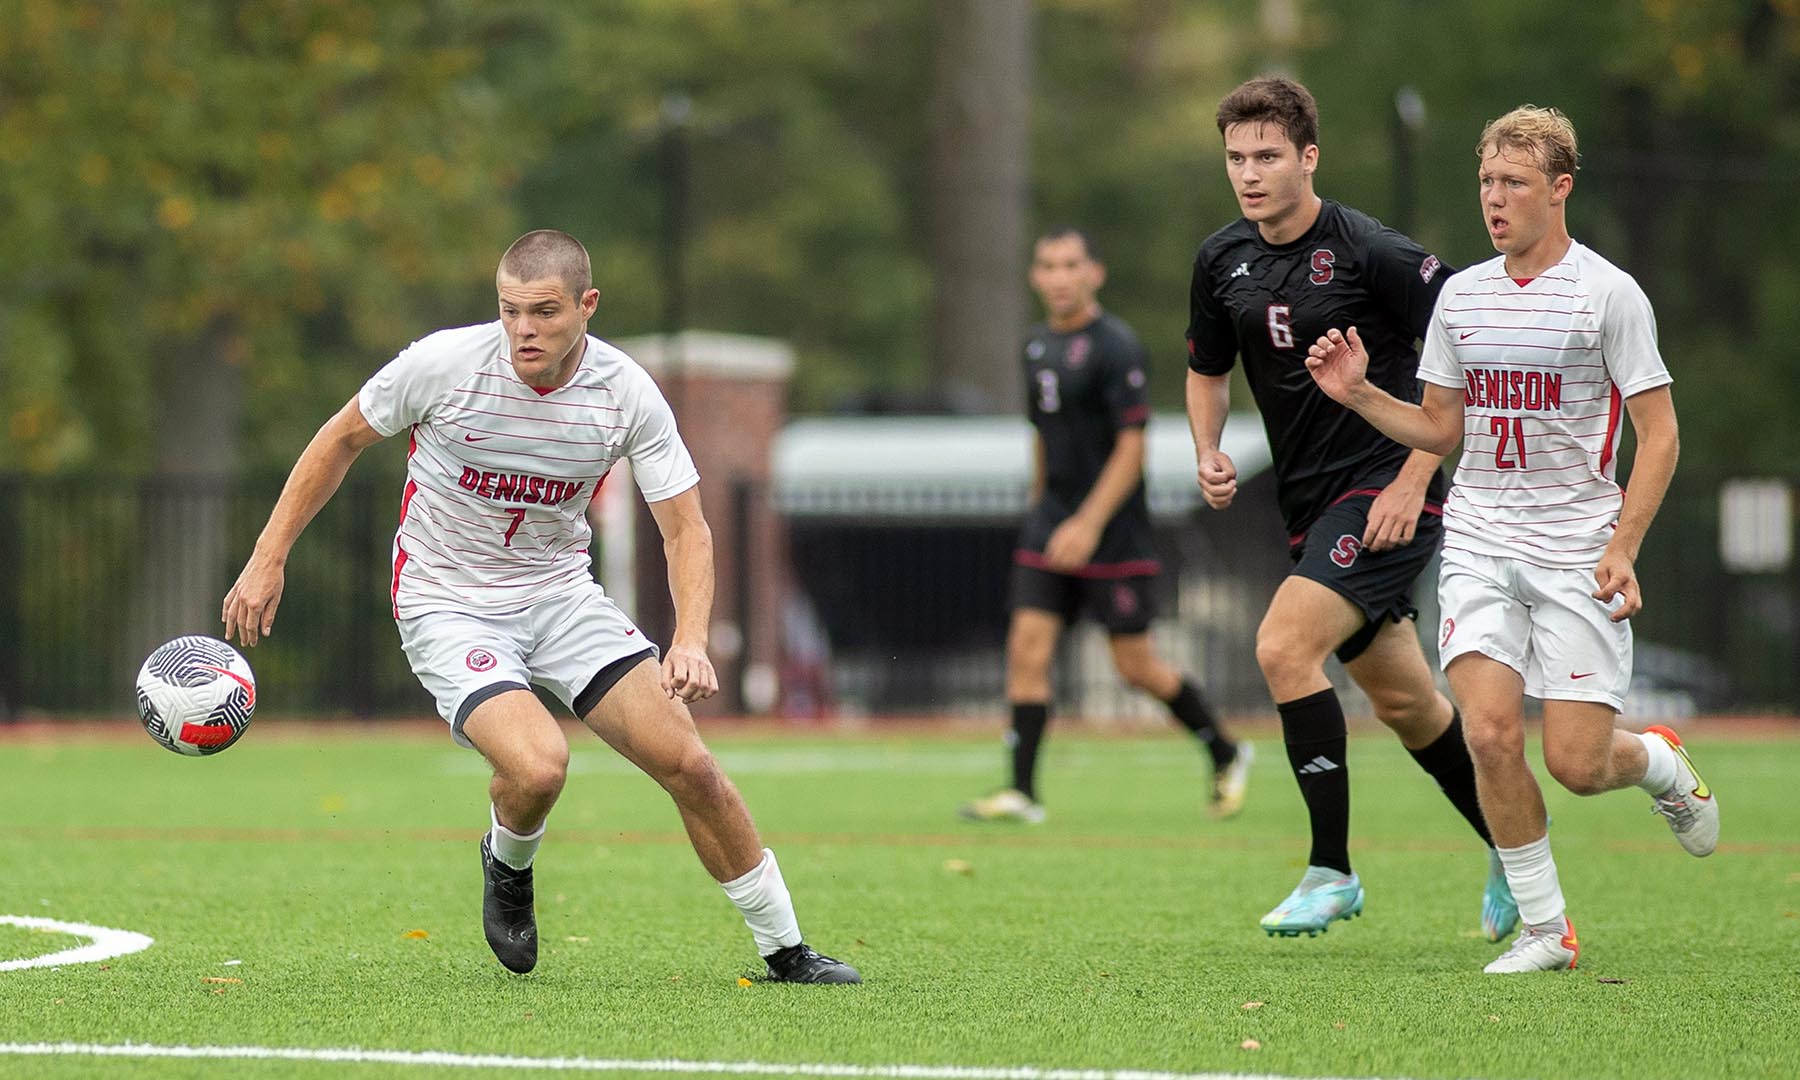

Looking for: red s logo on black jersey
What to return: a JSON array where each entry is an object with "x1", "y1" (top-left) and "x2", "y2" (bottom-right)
[{"x1": 1309, "y1": 248, "x2": 1336, "y2": 285}]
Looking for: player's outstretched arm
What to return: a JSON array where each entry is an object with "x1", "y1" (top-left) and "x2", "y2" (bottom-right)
[
  {"x1": 1185, "y1": 369, "x2": 1237, "y2": 510},
  {"x1": 223, "y1": 398, "x2": 384, "y2": 648},
  {"x1": 1305, "y1": 327, "x2": 1463, "y2": 455},
  {"x1": 647, "y1": 485, "x2": 720, "y2": 703}
]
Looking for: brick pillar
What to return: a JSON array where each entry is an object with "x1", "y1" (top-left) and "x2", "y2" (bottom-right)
[{"x1": 619, "y1": 332, "x2": 791, "y2": 716}]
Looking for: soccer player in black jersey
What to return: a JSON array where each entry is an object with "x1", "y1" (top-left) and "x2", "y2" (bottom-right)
[
  {"x1": 960, "y1": 227, "x2": 1249, "y2": 825},
  {"x1": 1184, "y1": 77, "x2": 1514, "y2": 938}
]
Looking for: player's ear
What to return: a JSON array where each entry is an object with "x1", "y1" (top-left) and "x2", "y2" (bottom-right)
[
  {"x1": 1549, "y1": 172, "x2": 1574, "y2": 204},
  {"x1": 1301, "y1": 143, "x2": 1319, "y2": 177},
  {"x1": 580, "y1": 287, "x2": 600, "y2": 318}
]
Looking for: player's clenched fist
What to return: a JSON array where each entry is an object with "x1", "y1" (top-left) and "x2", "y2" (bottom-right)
[
  {"x1": 661, "y1": 643, "x2": 719, "y2": 703},
  {"x1": 1196, "y1": 449, "x2": 1238, "y2": 509}
]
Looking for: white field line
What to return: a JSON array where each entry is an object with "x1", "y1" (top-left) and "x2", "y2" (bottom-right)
[
  {"x1": 0, "y1": 916, "x2": 154, "y2": 972},
  {"x1": 0, "y1": 1042, "x2": 1400, "y2": 1080}
]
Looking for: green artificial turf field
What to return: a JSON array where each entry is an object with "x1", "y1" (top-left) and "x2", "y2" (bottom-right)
[{"x1": 1, "y1": 722, "x2": 1795, "y2": 1079}]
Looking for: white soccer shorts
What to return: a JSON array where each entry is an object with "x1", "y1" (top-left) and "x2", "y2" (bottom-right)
[
  {"x1": 1436, "y1": 546, "x2": 1633, "y2": 710},
  {"x1": 398, "y1": 580, "x2": 657, "y2": 747}
]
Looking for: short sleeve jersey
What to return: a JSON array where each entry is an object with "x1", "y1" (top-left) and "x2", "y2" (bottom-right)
[
  {"x1": 358, "y1": 322, "x2": 699, "y2": 619},
  {"x1": 1017, "y1": 311, "x2": 1157, "y2": 571},
  {"x1": 1187, "y1": 200, "x2": 1452, "y2": 535},
  {"x1": 1417, "y1": 241, "x2": 1671, "y2": 570}
]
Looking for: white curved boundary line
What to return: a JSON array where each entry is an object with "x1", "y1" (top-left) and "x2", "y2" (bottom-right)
[
  {"x1": 0, "y1": 1043, "x2": 1386, "y2": 1080},
  {"x1": 0, "y1": 916, "x2": 154, "y2": 972}
]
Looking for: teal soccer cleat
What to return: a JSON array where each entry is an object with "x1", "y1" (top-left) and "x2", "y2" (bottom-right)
[
  {"x1": 1482, "y1": 847, "x2": 1520, "y2": 942},
  {"x1": 1260, "y1": 867, "x2": 1364, "y2": 937}
]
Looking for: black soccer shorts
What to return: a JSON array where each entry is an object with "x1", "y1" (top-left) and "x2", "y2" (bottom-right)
[
  {"x1": 1010, "y1": 562, "x2": 1157, "y2": 636},
  {"x1": 1288, "y1": 491, "x2": 1443, "y2": 663}
]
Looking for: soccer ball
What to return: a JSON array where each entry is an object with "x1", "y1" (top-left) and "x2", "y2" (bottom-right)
[{"x1": 134, "y1": 636, "x2": 257, "y2": 756}]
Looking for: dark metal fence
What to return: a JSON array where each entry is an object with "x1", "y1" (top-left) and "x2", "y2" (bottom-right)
[{"x1": 0, "y1": 469, "x2": 1792, "y2": 721}]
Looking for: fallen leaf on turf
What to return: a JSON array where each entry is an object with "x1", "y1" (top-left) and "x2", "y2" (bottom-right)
[
  {"x1": 1240, "y1": 1040, "x2": 1261, "y2": 1050},
  {"x1": 737, "y1": 977, "x2": 753, "y2": 988},
  {"x1": 211, "y1": 988, "x2": 228, "y2": 995},
  {"x1": 1098, "y1": 972, "x2": 1112, "y2": 978},
  {"x1": 855, "y1": 938, "x2": 866, "y2": 946},
  {"x1": 202, "y1": 977, "x2": 242, "y2": 985},
  {"x1": 943, "y1": 859, "x2": 974, "y2": 875},
  {"x1": 98, "y1": 966, "x2": 111, "y2": 972},
  {"x1": 1597, "y1": 977, "x2": 1627, "y2": 985},
  {"x1": 669, "y1": 975, "x2": 682, "y2": 983},
  {"x1": 1487, "y1": 1015, "x2": 1500, "y2": 1023},
  {"x1": 1333, "y1": 1022, "x2": 1345, "y2": 1030},
  {"x1": 1241, "y1": 1001, "x2": 1264, "y2": 1010},
  {"x1": 565, "y1": 936, "x2": 590, "y2": 943},
  {"x1": 403, "y1": 930, "x2": 429, "y2": 939}
]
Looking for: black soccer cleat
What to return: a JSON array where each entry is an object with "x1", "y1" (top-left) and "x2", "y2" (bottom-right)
[
  {"x1": 764, "y1": 943, "x2": 861, "y2": 984},
  {"x1": 480, "y1": 835, "x2": 538, "y2": 974}
]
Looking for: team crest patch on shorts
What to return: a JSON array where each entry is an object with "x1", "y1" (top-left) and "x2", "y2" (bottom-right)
[
  {"x1": 1329, "y1": 534, "x2": 1363, "y2": 568},
  {"x1": 1112, "y1": 583, "x2": 1138, "y2": 616},
  {"x1": 466, "y1": 648, "x2": 498, "y2": 672}
]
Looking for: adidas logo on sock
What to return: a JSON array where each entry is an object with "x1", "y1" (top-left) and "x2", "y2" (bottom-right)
[{"x1": 1297, "y1": 756, "x2": 1340, "y2": 774}]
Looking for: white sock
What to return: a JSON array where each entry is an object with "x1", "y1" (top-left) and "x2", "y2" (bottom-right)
[
  {"x1": 1634, "y1": 731, "x2": 1679, "y2": 794},
  {"x1": 1495, "y1": 834, "x2": 1566, "y2": 927},
  {"x1": 720, "y1": 847, "x2": 803, "y2": 955},
  {"x1": 489, "y1": 804, "x2": 545, "y2": 870}
]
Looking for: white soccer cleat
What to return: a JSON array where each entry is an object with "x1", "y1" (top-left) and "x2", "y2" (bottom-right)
[
  {"x1": 1483, "y1": 915, "x2": 1579, "y2": 974},
  {"x1": 1209, "y1": 741, "x2": 1254, "y2": 819},
  {"x1": 957, "y1": 788, "x2": 1046, "y2": 824},
  {"x1": 1644, "y1": 725, "x2": 1719, "y2": 857}
]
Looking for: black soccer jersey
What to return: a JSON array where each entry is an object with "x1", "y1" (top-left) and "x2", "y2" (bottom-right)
[
  {"x1": 1017, "y1": 311, "x2": 1158, "y2": 571},
  {"x1": 1187, "y1": 199, "x2": 1451, "y2": 535}
]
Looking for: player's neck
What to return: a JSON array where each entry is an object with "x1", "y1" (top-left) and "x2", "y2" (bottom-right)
[
  {"x1": 1046, "y1": 302, "x2": 1101, "y2": 334},
  {"x1": 521, "y1": 335, "x2": 589, "y2": 391},
  {"x1": 1502, "y1": 229, "x2": 1572, "y2": 281},
  {"x1": 1256, "y1": 194, "x2": 1322, "y2": 246}
]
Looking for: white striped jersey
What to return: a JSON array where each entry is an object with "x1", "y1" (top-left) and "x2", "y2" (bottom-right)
[
  {"x1": 357, "y1": 322, "x2": 699, "y2": 618},
  {"x1": 1417, "y1": 241, "x2": 1671, "y2": 570}
]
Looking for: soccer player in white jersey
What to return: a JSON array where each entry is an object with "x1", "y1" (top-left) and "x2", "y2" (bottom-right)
[
  {"x1": 1302, "y1": 106, "x2": 1718, "y2": 974},
  {"x1": 222, "y1": 230, "x2": 859, "y2": 984}
]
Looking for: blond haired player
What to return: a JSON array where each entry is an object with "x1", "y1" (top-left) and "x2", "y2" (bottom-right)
[
  {"x1": 223, "y1": 230, "x2": 859, "y2": 984},
  {"x1": 1304, "y1": 107, "x2": 1717, "y2": 974}
]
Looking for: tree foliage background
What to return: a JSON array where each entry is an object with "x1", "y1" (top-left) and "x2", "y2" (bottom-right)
[{"x1": 2, "y1": 0, "x2": 1796, "y2": 704}]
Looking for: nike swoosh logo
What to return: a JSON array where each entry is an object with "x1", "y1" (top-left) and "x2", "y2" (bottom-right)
[
  {"x1": 1570, "y1": 671, "x2": 1597, "y2": 680},
  {"x1": 625, "y1": 628, "x2": 637, "y2": 636},
  {"x1": 201, "y1": 665, "x2": 256, "y2": 708},
  {"x1": 1460, "y1": 331, "x2": 1478, "y2": 340},
  {"x1": 463, "y1": 434, "x2": 492, "y2": 443}
]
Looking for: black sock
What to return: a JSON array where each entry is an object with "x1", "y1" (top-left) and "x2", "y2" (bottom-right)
[
  {"x1": 1407, "y1": 709, "x2": 1494, "y2": 847},
  {"x1": 1165, "y1": 679, "x2": 1235, "y2": 769},
  {"x1": 1008, "y1": 702, "x2": 1050, "y2": 801},
  {"x1": 1278, "y1": 688, "x2": 1351, "y2": 875}
]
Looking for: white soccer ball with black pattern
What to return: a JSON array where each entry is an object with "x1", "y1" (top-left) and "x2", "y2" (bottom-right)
[{"x1": 134, "y1": 636, "x2": 257, "y2": 756}]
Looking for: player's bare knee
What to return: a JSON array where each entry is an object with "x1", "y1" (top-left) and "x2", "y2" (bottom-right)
[
  {"x1": 1460, "y1": 714, "x2": 1525, "y2": 765},
  {"x1": 1364, "y1": 684, "x2": 1431, "y2": 729},
  {"x1": 504, "y1": 751, "x2": 568, "y2": 805},
  {"x1": 662, "y1": 744, "x2": 731, "y2": 806},
  {"x1": 1544, "y1": 751, "x2": 1608, "y2": 796},
  {"x1": 1254, "y1": 628, "x2": 1318, "y2": 688}
]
